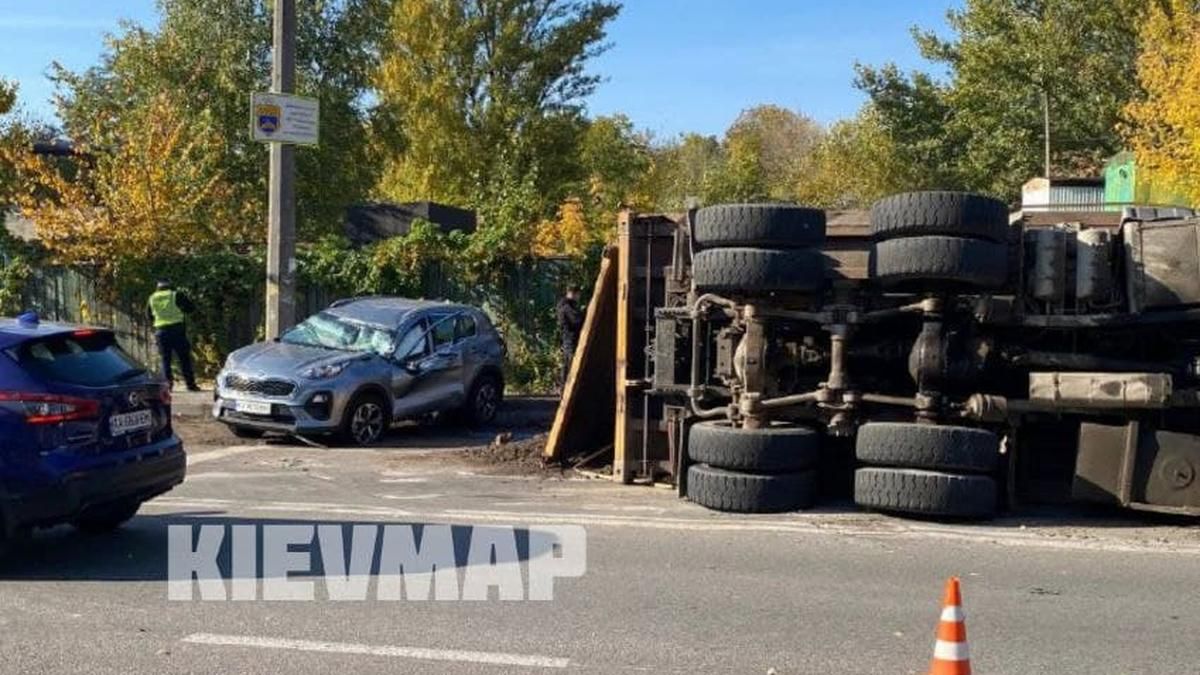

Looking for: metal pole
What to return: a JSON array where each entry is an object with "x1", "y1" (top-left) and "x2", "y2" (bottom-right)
[
  {"x1": 265, "y1": 0, "x2": 296, "y2": 339},
  {"x1": 1041, "y1": 88, "x2": 1051, "y2": 179}
]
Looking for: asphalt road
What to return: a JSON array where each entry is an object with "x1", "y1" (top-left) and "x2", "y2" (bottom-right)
[{"x1": 1, "y1": 420, "x2": 1199, "y2": 674}]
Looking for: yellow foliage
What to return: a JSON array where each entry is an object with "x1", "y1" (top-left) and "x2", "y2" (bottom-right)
[
  {"x1": 2, "y1": 93, "x2": 253, "y2": 270},
  {"x1": 533, "y1": 199, "x2": 592, "y2": 258},
  {"x1": 1123, "y1": 0, "x2": 1200, "y2": 206}
]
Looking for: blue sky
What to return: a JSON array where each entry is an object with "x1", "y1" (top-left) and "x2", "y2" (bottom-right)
[{"x1": 0, "y1": 0, "x2": 957, "y2": 138}]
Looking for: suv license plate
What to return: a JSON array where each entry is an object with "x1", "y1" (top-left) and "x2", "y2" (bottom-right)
[
  {"x1": 110, "y1": 409, "x2": 153, "y2": 436},
  {"x1": 235, "y1": 400, "x2": 273, "y2": 416}
]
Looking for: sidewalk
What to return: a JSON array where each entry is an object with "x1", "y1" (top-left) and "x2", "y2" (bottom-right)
[{"x1": 170, "y1": 387, "x2": 214, "y2": 419}]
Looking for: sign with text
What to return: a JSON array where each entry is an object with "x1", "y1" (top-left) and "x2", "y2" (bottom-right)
[{"x1": 250, "y1": 92, "x2": 319, "y2": 145}]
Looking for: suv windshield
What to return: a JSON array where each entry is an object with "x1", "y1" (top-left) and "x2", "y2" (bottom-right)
[
  {"x1": 281, "y1": 312, "x2": 396, "y2": 357},
  {"x1": 5, "y1": 331, "x2": 146, "y2": 387}
]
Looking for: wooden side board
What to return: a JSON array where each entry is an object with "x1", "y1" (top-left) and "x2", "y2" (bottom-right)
[{"x1": 543, "y1": 246, "x2": 618, "y2": 461}]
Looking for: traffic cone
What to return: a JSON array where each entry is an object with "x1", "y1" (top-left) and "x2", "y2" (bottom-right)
[{"x1": 929, "y1": 577, "x2": 971, "y2": 675}]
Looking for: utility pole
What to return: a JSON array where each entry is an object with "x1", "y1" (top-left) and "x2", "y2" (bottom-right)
[
  {"x1": 265, "y1": 0, "x2": 296, "y2": 339},
  {"x1": 1041, "y1": 88, "x2": 1051, "y2": 179}
]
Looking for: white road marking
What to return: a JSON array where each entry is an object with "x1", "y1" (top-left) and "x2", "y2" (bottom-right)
[
  {"x1": 377, "y1": 493, "x2": 444, "y2": 501},
  {"x1": 379, "y1": 477, "x2": 430, "y2": 484},
  {"x1": 187, "y1": 446, "x2": 264, "y2": 466},
  {"x1": 181, "y1": 633, "x2": 569, "y2": 669},
  {"x1": 146, "y1": 497, "x2": 1200, "y2": 555},
  {"x1": 185, "y1": 472, "x2": 296, "y2": 480},
  {"x1": 454, "y1": 471, "x2": 542, "y2": 480},
  {"x1": 152, "y1": 497, "x2": 413, "y2": 519}
]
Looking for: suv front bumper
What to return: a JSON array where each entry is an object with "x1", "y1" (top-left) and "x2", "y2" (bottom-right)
[{"x1": 212, "y1": 381, "x2": 351, "y2": 435}]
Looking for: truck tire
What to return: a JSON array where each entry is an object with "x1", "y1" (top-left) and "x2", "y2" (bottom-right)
[
  {"x1": 870, "y1": 191, "x2": 1009, "y2": 243},
  {"x1": 871, "y1": 236, "x2": 1008, "y2": 289},
  {"x1": 692, "y1": 247, "x2": 825, "y2": 294},
  {"x1": 855, "y1": 423, "x2": 998, "y2": 473},
  {"x1": 688, "y1": 464, "x2": 816, "y2": 513},
  {"x1": 854, "y1": 468, "x2": 997, "y2": 519},
  {"x1": 688, "y1": 421, "x2": 820, "y2": 472},
  {"x1": 693, "y1": 203, "x2": 826, "y2": 248}
]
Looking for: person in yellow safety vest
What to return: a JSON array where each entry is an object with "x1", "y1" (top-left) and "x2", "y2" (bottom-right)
[{"x1": 147, "y1": 279, "x2": 200, "y2": 392}]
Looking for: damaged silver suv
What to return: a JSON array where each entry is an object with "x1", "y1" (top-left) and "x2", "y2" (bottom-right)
[{"x1": 213, "y1": 297, "x2": 506, "y2": 445}]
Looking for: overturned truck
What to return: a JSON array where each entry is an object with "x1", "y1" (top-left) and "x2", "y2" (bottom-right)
[{"x1": 643, "y1": 192, "x2": 1200, "y2": 519}]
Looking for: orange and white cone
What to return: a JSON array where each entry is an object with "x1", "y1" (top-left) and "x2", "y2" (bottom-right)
[{"x1": 929, "y1": 577, "x2": 971, "y2": 675}]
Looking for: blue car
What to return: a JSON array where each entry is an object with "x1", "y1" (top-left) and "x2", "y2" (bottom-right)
[{"x1": 0, "y1": 313, "x2": 185, "y2": 546}]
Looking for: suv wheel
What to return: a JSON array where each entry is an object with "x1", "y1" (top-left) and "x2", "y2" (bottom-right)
[
  {"x1": 464, "y1": 374, "x2": 503, "y2": 427},
  {"x1": 341, "y1": 393, "x2": 389, "y2": 446}
]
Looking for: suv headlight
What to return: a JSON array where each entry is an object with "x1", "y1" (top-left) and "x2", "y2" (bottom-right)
[{"x1": 302, "y1": 362, "x2": 349, "y2": 379}]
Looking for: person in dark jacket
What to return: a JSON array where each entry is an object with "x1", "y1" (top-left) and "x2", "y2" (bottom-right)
[
  {"x1": 556, "y1": 285, "x2": 585, "y2": 388},
  {"x1": 147, "y1": 279, "x2": 199, "y2": 391}
]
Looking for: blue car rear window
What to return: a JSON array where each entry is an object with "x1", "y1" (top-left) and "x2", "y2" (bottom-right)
[{"x1": 4, "y1": 332, "x2": 146, "y2": 387}]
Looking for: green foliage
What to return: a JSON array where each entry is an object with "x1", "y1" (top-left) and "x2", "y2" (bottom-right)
[
  {"x1": 374, "y1": 0, "x2": 620, "y2": 218},
  {"x1": 0, "y1": 80, "x2": 14, "y2": 116},
  {"x1": 709, "y1": 105, "x2": 823, "y2": 202},
  {"x1": 795, "y1": 106, "x2": 916, "y2": 208},
  {"x1": 50, "y1": 0, "x2": 381, "y2": 240},
  {"x1": 0, "y1": 258, "x2": 30, "y2": 316},
  {"x1": 0, "y1": 228, "x2": 34, "y2": 316},
  {"x1": 639, "y1": 106, "x2": 823, "y2": 209},
  {"x1": 1122, "y1": 0, "x2": 1200, "y2": 206},
  {"x1": 640, "y1": 133, "x2": 724, "y2": 210},
  {"x1": 116, "y1": 250, "x2": 265, "y2": 374},
  {"x1": 580, "y1": 114, "x2": 651, "y2": 217},
  {"x1": 857, "y1": 0, "x2": 1147, "y2": 200}
]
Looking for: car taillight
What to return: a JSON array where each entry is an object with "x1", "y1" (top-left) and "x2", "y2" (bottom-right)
[
  {"x1": 0, "y1": 392, "x2": 101, "y2": 425},
  {"x1": 158, "y1": 384, "x2": 172, "y2": 405}
]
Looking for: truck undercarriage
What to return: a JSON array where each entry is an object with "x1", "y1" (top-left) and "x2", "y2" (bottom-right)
[{"x1": 648, "y1": 192, "x2": 1200, "y2": 519}]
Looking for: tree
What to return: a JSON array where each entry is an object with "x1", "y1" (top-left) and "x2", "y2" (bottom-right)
[
  {"x1": 49, "y1": 0, "x2": 382, "y2": 239},
  {"x1": 1123, "y1": 0, "x2": 1200, "y2": 205},
  {"x1": 580, "y1": 114, "x2": 650, "y2": 213},
  {"x1": 710, "y1": 105, "x2": 823, "y2": 202},
  {"x1": 374, "y1": 0, "x2": 621, "y2": 219},
  {"x1": 640, "y1": 133, "x2": 725, "y2": 210},
  {"x1": 0, "y1": 79, "x2": 20, "y2": 201},
  {"x1": 858, "y1": 0, "x2": 1148, "y2": 199},
  {"x1": 4, "y1": 92, "x2": 245, "y2": 271},
  {"x1": 533, "y1": 198, "x2": 590, "y2": 257},
  {"x1": 794, "y1": 106, "x2": 914, "y2": 209}
]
